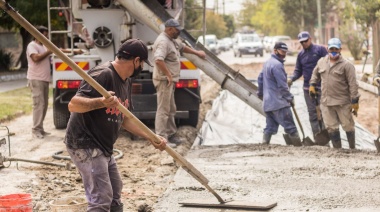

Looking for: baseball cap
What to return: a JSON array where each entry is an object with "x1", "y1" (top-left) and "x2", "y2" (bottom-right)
[
  {"x1": 36, "y1": 25, "x2": 48, "y2": 33},
  {"x1": 116, "y1": 39, "x2": 153, "y2": 67},
  {"x1": 298, "y1": 31, "x2": 310, "y2": 42},
  {"x1": 274, "y1": 42, "x2": 288, "y2": 52},
  {"x1": 164, "y1": 18, "x2": 183, "y2": 31},
  {"x1": 327, "y1": 38, "x2": 342, "y2": 49}
]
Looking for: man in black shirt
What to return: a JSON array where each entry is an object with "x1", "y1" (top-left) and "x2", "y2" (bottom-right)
[{"x1": 65, "y1": 39, "x2": 166, "y2": 212}]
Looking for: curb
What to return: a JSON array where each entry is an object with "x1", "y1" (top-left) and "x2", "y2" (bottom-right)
[{"x1": 0, "y1": 72, "x2": 27, "y2": 82}]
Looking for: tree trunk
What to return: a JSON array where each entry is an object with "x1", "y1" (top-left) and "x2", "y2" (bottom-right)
[
  {"x1": 18, "y1": 27, "x2": 31, "y2": 69},
  {"x1": 372, "y1": 20, "x2": 380, "y2": 74}
]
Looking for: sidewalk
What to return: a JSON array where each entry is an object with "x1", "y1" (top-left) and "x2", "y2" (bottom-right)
[
  {"x1": 0, "y1": 70, "x2": 27, "y2": 82},
  {"x1": 0, "y1": 70, "x2": 27, "y2": 93}
]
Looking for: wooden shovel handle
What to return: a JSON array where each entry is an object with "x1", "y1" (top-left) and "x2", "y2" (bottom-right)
[
  {"x1": 0, "y1": 0, "x2": 212, "y2": 188},
  {"x1": 378, "y1": 87, "x2": 380, "y2": 128}
]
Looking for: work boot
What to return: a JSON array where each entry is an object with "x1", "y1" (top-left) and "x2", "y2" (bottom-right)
[
  {"x1": 169, "y1": 136, "x2": 184, "y2": 144},
  {"x1": 289, "y1": 132, "x2": 302, "y2": 147},
  {"x1": 110, "y1": 203, "x2": 124, "y2": 212},
  {"x1": 346, "y1": 131, "x2": 355, "y2": 149},
  {"x1": 329, "y1": 130, "x2": 341, "y2": 149},
  {"x1": 261, "y1": 134, "x2": 272, "y2": 145}
]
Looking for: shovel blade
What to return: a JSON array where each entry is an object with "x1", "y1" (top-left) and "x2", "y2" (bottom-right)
[
  {"x1": 315, "y1": 130, "x2": 330, "y2": 146},
  {"x1": 283, "y1": 134, "x2": 292, "y2": 146},
  {"x1": 302, "y1": 137, "x2": 315, "y2": 146},
  {"x1": 374, "y1": 138, "x2": 380, "y2": 153}
]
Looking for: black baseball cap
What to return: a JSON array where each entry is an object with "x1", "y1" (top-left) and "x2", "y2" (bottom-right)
[
  {"x1": 274, "y1": 42, "x2": 288, "y2": 52},
  {"x1": 116, "y1": 39, "x2": 153, "y2": 67}
]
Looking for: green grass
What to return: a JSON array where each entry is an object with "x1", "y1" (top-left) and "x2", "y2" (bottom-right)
[{"x1": 0, "y1": 87, "x2": 53, "y2": 123}]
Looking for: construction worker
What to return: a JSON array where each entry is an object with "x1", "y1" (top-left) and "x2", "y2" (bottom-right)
[
  {"x1": 287, "y1": 31, "x2": 328, "y2": 140},
  {"x1": 65, "y1": 39, "x2": 167, "y2": 211},
  {"x1": 257, "y1": 42, "x2": 302, "y2": 146},
  {"x1": 26, "y1": 26, "x2": 53, "y2": 139},
  {"x1": 152, "y1": 18, "x2": 205, "y2": 147},
  {"x1": 309, "y1": 38, "x2": 360, "y2": 149},
  {"x1": 372, "y1": 60, "x2": 380, "y2": 86}
]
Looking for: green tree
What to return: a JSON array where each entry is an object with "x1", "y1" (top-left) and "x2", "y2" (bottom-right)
[
  {"x1": 205, "y1": 11, "x2": 228, "y2": 39},
  {"x1": 250, "y1": 0, "x2": 285, "y2": 35},
  {"x1": 0, "y1": 0, "x2": 65, "y2": 68},
  {"x1": 222, "y1": 14, "x2": 235, "y2": 37},
  {"x1": 184, "y1": 0, "x2": 203, "y2": 38},
  {"x1": 349, "y1": 0, "x2": 380, "y2": 73},
  {"x1": 184, "y1": 1, "x2": 231, "y2": 39},
  {"x1": 279, "y1": 0, "x2": 334, "y2": 38},
  {"x1": 237, "y1": 0, "x2": 257, "y2": 28},
  {"x1": 1, "y1": 0, "x2": 48, "y2": 68}
]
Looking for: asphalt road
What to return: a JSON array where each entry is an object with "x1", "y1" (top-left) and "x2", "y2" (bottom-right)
[
  {"x1": 0, "y1": 78, "x2": 28, "y2": 93},
  {"x1": 218, "y1": 48, "x2": 297, "y2": 65}
]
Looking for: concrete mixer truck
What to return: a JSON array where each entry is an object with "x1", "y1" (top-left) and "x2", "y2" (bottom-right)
[{"x1": 49, "y1": 0, "x2": 201, "y2": 129}]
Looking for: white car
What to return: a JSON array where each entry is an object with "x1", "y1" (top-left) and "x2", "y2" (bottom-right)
[
  {"x1": 232, "y1": 33, "x2": 264, "y2": 57},
  {"x1": 197, "y1": 34, "x2": 221, "y2": 55},
  {"x1": 222, "y1": 37, "x2": 233, "y2": 49},
  {"x1": 270, "y1": 35, "x2": 294, "y2": 55}
]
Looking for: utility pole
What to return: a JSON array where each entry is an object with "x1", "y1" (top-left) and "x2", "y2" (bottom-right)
[
  {"x1": 301, "y1": 0, "x2": 304, "y2": 30},
  {"x1": 317, "y1": 0, "x2": 322, "y2": 44},
  {"x1": 203, "y1": 0, "x2": 206, "y2": 45},
  {"x1": 223, "y1": 0, "x2": 225, "y2": 16}
]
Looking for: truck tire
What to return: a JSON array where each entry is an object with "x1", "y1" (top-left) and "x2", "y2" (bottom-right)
[
  {"x1": 180, "y1": 110, "x2": 199, "y2": 127},
  {"x1": 53, "y1": 105, "x2": 70, "y2": 129}
]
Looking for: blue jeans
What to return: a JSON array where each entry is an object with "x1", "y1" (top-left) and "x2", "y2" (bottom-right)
[
  {"x1": 264, "y1": 107, "x2": 298, "y2": 135},
  {"x1": 67, "y1": 147, "x2": 123, "y2": 211},
  {"x1": 303, "y1": 90, "x2": 324, "y2": 137}
]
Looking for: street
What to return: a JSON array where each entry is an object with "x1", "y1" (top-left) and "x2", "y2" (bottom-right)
[
  {"x1": 0, "y1": 79, "x2": 27, "y2": 93},
  {"x1": 217, "y1": 48, "x2": 297, "y2": 65}
]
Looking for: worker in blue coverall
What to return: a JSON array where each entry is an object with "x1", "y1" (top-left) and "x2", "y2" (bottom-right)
[
  {"x1": 257, "y1": 42, "x2": 302, "y2": 146},
  {"x1": 287, "y1": 31, "x2": 328, "y2": 139}
]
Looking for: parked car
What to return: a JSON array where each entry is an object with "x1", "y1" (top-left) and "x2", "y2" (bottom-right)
[
  {"x1": 232, "y1": 33, "x2": 264, "y2": 57},
  {"x1": 270, "y1": 35, "x2": 295, "y2": 55},
  {"x1": 197, "y1": 34, "x2": 221, "y2": 55},
  {"x1": 222, "y1": 37, "x2": 233, "y2": 49},
  {"x1": 263, "y1": 36, "x2": 273, "y2": 53},
  {"x1": 217, "y1": 39, "x2": 230, "y2": 51}
]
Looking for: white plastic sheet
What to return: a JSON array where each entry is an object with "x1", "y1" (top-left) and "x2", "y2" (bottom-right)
[{"x1": 197, "y1": 80, "x2": 377, "y2": 150}]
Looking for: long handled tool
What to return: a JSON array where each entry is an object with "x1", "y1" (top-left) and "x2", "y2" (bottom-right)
[
  {"x1": 0, "y1": 1, "x2": 278, "y2": 209},
  {"x1": 0, "y1": 0, "x2": 225, "y2": 204},
  {"x1": 314, "y1": 94, "x2": 330, "y2": 146},
  {"x1": 374, "y1": 86, "x2": 380, "y2": 152},
  {"x1": 291, "y1": 105, "x2": 314, "y2": 146}
]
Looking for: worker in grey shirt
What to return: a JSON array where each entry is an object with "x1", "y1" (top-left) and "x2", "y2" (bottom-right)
[
  {"x1": 309, "y1": 38, "x2": 360, "y2": 149},
  {"x1": 152, "y1": 18, "x2": 205, "y2": 147}
]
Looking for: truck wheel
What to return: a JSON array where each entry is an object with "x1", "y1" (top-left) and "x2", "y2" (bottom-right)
[
  {"x1": 180, "y1": 110, "x2": 199, "y2": 127},
  {"x1": 53, "y1": 105, "x2": 70, "y2": 129}
]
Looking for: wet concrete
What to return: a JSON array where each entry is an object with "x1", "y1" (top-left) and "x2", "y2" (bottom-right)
[
  {"x1": 154, "y1": 144, "x2": 380, "y2": 212},
  {"x1": 154, "y1": 80, "x2": 380, "y2": 211}
]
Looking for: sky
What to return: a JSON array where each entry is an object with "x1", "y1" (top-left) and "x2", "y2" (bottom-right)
[{"x1": 198, "y1": 0, "x2": 246, "y2": 15}]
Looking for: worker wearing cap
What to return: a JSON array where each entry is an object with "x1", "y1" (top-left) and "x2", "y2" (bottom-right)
[
  {"x1": 309, "y1": 38, "x2": 360, "y2": 149},
  {"x1": 152, "y1": 18, "x2": 205, "y2": 147},
  {"x1": 65, "y1": 39, "x2": 167, "y2": 212},
  {"x1": 257, "y1": 42, "x2": 302, "y2": 146},
  {"x1": 27, "y1": 26, "x2": 53, "y2": 139},
  {"x1": 287, "y1": 31, "x2": 328, "y2": 140}
]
